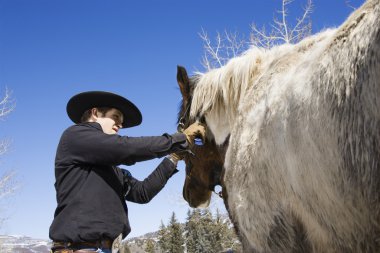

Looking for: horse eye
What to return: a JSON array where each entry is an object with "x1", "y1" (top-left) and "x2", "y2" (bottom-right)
[
  {"x1": 177, "y1": 118, "x2": 186, "y2": 132},
  {"x1": 177, "y1": 123, "x2": 185, "y2": 132}
]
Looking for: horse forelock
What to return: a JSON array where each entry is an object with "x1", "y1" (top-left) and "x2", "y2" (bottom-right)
[{"x1": 189, "y1": 47, "x2": 266, "y2": 144}]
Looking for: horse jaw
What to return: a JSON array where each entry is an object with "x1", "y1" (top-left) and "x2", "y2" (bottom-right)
[
  {"x1": 196, "y1": 199, "x2": 211, "y2": 208},
  {"x1": 205, "y1": 111, "x2": 231, "y2": 145},
  {"x1": 184, "y1": 188, "x2": 212, "y2": 208}
]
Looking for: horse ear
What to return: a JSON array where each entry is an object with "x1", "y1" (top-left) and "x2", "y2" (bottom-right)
[{"x1": 177, "y1": 65, "x2": 190, "y2": 102}]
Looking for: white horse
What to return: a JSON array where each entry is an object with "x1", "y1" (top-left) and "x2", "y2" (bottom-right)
[{"x1": 177, "y1": 0, "x2": 380, "y2": 252}]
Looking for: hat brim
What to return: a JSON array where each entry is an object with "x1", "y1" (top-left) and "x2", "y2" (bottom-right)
[{"x1": 66, "y1": 91, "x2": 142, "y2": 128}]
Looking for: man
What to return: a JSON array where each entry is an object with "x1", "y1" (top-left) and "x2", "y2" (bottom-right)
[{"x1": 49, "y1": 91, "x2": 205, "y2": 253}]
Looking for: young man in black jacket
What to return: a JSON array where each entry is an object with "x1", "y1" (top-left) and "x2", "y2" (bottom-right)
[{"x1": 49, "y1": 91, "x2": 205, "y2": 253}]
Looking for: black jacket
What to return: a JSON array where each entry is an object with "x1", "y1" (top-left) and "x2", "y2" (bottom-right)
[{"x1": 49, "y1": 122, "x2": 187, "y2": 242}]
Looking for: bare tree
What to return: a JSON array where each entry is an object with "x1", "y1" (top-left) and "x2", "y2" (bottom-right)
[
  {"x1": 0, "y1": 88, "x2": 15, "y2": 164},
  {"x1": 0, "y1": 88, "x2": 18, "y2": 230},
  {"x1": 200, "y1": 0, "x2": 313, "y2": 70},
  {"x1": 0, "y1": 88, "x2": 15, "y2": 119},
  {"x1": 199, "y1": 29, "x2": 248, "y2": 71},
  {"x1": 250, "y1": 0, "x2": 313, "y2": 48}
]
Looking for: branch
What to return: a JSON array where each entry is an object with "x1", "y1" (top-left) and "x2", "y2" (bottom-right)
[
  {"x1": 0, "y1": 88, "x2": 15, "y2": 119},
  {"x1": 250, "y1": 23, "x2": 274, "y2": 48},
  {"x1": 0, "y1": 170, "x2": 19, "y2": 201},
  {"x1": 292, "y1": 0, "x2": 313, "y2": 32},
  {"x1": 0, "y1": 139, "x2": 10, "y2": 156},
  {"x1": 224, "y1": 30, "x2": 247, "y2": 59},
  {"x1": 280, "y1": 0, "x2": 293, "y2": 42},
  {"x1": 249, "y1": 0, "x2": 313, "y2": 48},
  {"x1": 199, "y1": 0, "x2": 313, "y2": 69},
  {"x1": 270, "y1": 20, "x2": 288, "y2": 43},
  {"x1": 199, "y1": 28, "x2": 248, "y2": 70},
  {"x1": 345, "y1": 0, "x2": 357, "y2": 10},
  {"x1": 199, "y1": 28, "x2": 224, "y2": 70},
  {"x1": 289, "y1": 0, "x2": 313, "y2": 42}
]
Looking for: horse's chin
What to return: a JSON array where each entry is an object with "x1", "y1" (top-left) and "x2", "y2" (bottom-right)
[
  {"x1": 188, "y1": 198, "x2": 211, "y2": 209},
  {"x1": 194, "y1": 199, "x2": 211, "y2": 208},
  {"x1": 184, "y1": 187, "x2": 212, "y2": 208}
]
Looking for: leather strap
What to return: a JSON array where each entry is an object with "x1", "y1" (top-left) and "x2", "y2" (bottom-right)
[
  {"x1": 52, "y1": 250, "x2": 98, "y2": 253},
  {"x1": 52, "y1": 239, "x2": 113, "y2": 251}
]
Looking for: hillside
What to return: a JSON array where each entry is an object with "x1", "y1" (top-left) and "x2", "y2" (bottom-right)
[{"x1": 0, "y1": 233, "x2": 155, "y2": 253}]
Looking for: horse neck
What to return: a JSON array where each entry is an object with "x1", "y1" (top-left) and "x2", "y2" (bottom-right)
[{"x1": 302, "y1": 0, "x2": 380, "y2": 140}]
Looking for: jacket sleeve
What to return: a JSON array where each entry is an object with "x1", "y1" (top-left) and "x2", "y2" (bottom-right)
[
  {"x1": 61, "y1": 123, "x2": 188, "y2": 166},
  {"x1": 124, "y1": 158, "x2": 178, "y2": 204}
]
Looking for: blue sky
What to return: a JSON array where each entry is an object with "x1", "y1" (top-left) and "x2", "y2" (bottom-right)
[{"x1": 0, "y1": 0, "x2": 365, "y2": 240}]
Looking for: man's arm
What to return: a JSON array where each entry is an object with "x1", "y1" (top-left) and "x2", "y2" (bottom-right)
[
  {"x1": 124, "y1": 158, "x2": 177, "y2": 203},
  {"x1": 62, "y1": 123, "x2": 188, "y2": 166}
]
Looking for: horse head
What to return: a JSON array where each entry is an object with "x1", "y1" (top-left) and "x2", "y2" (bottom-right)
[{"x1": 176, "y1": 65, "x2": 226, "y2": 208}]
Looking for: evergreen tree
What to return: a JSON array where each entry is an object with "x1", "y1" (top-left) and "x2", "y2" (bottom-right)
[
  {"x1": 217, "y1": 212, "x2": 242, "y2": 252},
  {"x1": 185, "y1": 209, "x2": 200, "y2": 253},
  {"x1": 119, "y1": 241, "x2": 132, "y2": 253},
  {"x1": 199, "y1": 209, "x2": 216, "y2": 253},
  {"x1": 185, "y1": 208, "x2": 242, "y2": 253},
  {"x1": 186, "y1": 208, "x2": 216, "y2": 253},
  {"x1": 227, "y1": 226, "x2": 243, "y2": 252},
  {"x1": 145, "y1": 239, "x2": 155, "y2": 253},
  {"x1": 209, "y1": 209, "x2": 225, "y2": 253},
  {"x1": 158, "y1": 220, "x2": 169, "y2": 252},
  {"x1": 167, "y1": 212, "x2": 185, "y2": 253},
  {"x1": 160, "y1": 209, "x2": 242, "y2": 253}
]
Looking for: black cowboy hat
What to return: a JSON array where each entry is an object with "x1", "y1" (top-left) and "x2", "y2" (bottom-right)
[{"x1": 66, "y1": 91, "x2": 142, "y2": 128}]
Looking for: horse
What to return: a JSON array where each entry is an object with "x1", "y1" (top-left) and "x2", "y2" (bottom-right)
[{"x1": 176, "y1": 0, "x2": 380, "y2": 252}]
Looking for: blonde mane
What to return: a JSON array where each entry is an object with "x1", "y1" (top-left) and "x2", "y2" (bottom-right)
[{"x1": 190, "y1": 28, "x2": 336, "y2": 145}]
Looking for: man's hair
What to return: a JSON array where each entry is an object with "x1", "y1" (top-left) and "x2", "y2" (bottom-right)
[{"x1": 80, "y1": 107, "x2": 111, "y2": 123}]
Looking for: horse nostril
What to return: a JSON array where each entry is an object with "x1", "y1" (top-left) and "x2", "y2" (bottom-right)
[{"x1": 214, "y1": 185, "x2": 222, "y2": 193}]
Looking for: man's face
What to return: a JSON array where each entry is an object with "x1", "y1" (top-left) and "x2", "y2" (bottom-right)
[{"x1": 95, "y1": 108, "x2": 124, "y2": 134}]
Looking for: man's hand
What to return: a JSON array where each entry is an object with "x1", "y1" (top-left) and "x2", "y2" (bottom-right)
[
  {"x1": 183, "y1": 121, "x2": 206, "y2": 146},
  {"x1": 168, "y1": 152, "x2": 183, "y2": 165},
  {"x1": 168, "y1": 122, "x2": 206, "y2": 165}
]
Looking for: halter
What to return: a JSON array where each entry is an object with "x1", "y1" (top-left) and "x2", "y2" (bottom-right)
[
  {"x1": 177, "y1": 100, "x2": 223, "y2": 198},
  {"x1": 184, "y1": 155, "x2": 223, "y2": 198},
  {"x1": 177, "y1": 100, "x2": 191, "y2": 132}
]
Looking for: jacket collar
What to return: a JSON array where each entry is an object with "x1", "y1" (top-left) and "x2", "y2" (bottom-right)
[{"x1": 80, "y1": 122, "x2": 103, "y2": 131}]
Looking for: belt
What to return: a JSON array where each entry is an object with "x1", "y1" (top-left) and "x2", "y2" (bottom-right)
[
  {"x1": 52, "y1": 239, "x2": 113, "y2": 251},
  {"x1": 52, "y1": 250, "x2": 97, "y2": 253}
]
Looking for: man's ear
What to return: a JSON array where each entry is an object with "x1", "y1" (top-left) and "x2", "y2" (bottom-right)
[{"x1": 90, "y1": 108, "x2": 99, "y2": 120}]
